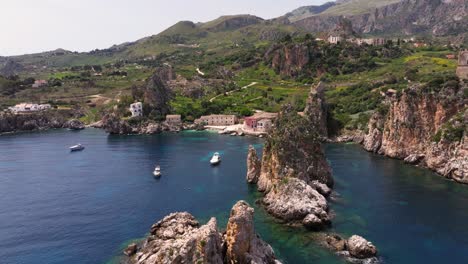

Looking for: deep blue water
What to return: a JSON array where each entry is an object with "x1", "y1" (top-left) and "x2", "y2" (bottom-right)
[{"x1": 0, "y1": 129, "x2": 467, "y2": 264}]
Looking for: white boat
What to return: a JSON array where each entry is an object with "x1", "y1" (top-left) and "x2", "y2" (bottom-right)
[
  {"x1": 210, "y1": 152, "x2": 221, "y2": 165},
  {"x1": 69, "y1": 144, "x2": 85, "y2": 152},
  {"x1": 153, "y1": 166, "x2": 161, "y2": 177}
]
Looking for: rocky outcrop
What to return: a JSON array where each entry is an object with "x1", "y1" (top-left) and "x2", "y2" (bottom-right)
[
  {"x1": 125, "y1": 201, "x2": 280, "y2": 264},
  {"x1": 62, "y1": 119, "x2": 85, "y2": 130},
  {"x1": 225, "y1": 201, "x2": 278, "y2": 264},
  {"x1": 323, "y1": 234, "x2": 379, "y2": 264},
  {"x1": 363, "y1": 83, "x2": 467, "y2": 183},
  {"x1": 0, "y1": 111, "x2": 71, "y2": 133},
  {"x1": 252, "y1": 105, "x2": 333, "y2": 229},
  {"x1": 265, "y1": 42, "x2": 312, "y2": 78},
  {"x1": 346, "y1": 235, "x2": 378, "y2": 259},
  {"x1": 246, "y1": 145, "x2": 261, "y2": 184},
  {"x1": 304, "y1": 82, "x2": 328, "y2": 138},
  {"x1": 292, "y1": 0, "x2": 467, "y2": 39},
  {"x1": 101, "y1": 115, "x2": 164, "y2": 135}
]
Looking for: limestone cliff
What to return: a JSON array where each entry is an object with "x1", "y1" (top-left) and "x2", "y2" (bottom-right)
[
  {"x1": 124, "y1": 201, "x2": 280, "y2": 264},
  {"x1": 252, "y1": 104, "x2": 333, "y2": 229},
  {"x1": 291, "y1": 0, "x2": 467, "y2": 39},
  {"x1": 363, "y1": 83, "x2": 467, "y2": 183}
]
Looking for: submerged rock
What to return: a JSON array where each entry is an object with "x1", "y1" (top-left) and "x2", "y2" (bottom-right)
[
  {"x1": 126, "y1": 201, "x2": 280, "y2": 264},
  {"x1": 246, "y1": 145, "x2": 261, "y2": 184}
]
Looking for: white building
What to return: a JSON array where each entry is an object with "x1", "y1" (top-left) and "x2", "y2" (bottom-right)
[
  {"x1": 129, "y1": 102, "x2": 143, "y2": 117},
  {"x1": 7, "y1": 103, "x2": 51, "y2": 113},
  {"x1": 328, "y1": 36, "x2": 343, "y2": 44}
]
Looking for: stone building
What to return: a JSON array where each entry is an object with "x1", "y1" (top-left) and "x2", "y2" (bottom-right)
[
  {"x1": 195, "y1": 115, "x2": 237, "y2": 126},
  {"x1": 243, "y1": 112, "x2": 278, "y2": 133},
  {"x1": 456, "y1": 51, "x2": 468, "y2": 80},
  {"x1": 165, "y1": 115, "x2": 182, "y2": 125}
]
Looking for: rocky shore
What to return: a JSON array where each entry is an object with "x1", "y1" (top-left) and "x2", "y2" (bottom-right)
[
  {"x1": 0, "y1": 110, "x2": 80, "y2": 134},
  {"x1": 123, "y1": 201, "x2": 281, "y2": 264}
]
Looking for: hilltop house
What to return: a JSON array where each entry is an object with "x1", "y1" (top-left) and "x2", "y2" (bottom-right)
[
  {"x1": 195, "y1": 115, "x2": 237, "y2": 126},
  {"x1": 165, "y1": 115, "x2": 182, "y2": 126},
  {"x1": 8, "y1": 103, "x2": 51, "y2": 113},
  {"x1": 243, "y1": 112, "x2": 278, "y2": 133},
  {"x1": 456, "y1": 51, "x2": 468, "y2": 80},
  {"x1": 129, "y1": 102, "x2": 143, "y2": 117},
  {"x1": 32, "y1": 80, "x2": 47, "y2": 88}
]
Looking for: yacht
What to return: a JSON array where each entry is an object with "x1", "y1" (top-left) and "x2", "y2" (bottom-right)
[
  {"x1": 153, "y1": 166, "x2": 162, "y2": 177},
  {"x1": 210, "y1": 152, "x2": 221, "y2": 165},
  {"x1": 69, "y1": 144, "x2": 85, "y2": 152}
]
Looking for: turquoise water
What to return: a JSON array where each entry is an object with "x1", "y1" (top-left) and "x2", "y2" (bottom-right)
[{"x1": 0, "y1": 129, "x2": 467, "y2": 264}]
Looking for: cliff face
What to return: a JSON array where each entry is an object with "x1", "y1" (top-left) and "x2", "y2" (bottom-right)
[
  {"x1": 125, "y1": 201, "x2": 280, "y2": 264},
  {"x1": 0, "y1": 111, "x2": 73, "y2": 133},
  {"x1": 265, "y1": 43, "x2": 312, "y2": 78},
  {"x1": 293, "y1": 0, "x2": 467, "y2": 38},
  {"x1": 251, "y1": 105, "x2": 333, "y2": 229},
  {"x1": 363, "y1": 83, "x2": 467, "y2": 183}
]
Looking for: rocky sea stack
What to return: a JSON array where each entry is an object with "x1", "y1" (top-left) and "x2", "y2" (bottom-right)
[
  {"x1": 124, "y1": 201, "x2": 280, "y2": 264},
  {"x1": 249, "y1": 102, "x2": 333, "y2": 230}
]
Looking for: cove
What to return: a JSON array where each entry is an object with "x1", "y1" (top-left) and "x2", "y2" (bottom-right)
[{"x1": 0, "y1": 129, "x2": 467, "y2": 264}]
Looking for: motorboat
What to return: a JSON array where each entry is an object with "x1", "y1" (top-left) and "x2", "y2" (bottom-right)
[
  {"x1": 210, "y1": 152, "x2": 221, "y2": 165},
  {"x1": 153, "y1": 166, "x2": 162, "y2": 177},
  {"x1": 69, "y1": 144, "x2": 85, "y2": 152}
]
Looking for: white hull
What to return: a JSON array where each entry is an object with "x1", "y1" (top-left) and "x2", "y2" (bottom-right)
[
  {"x1": 70, "y1": 145, "x2": 84, "y2": 151},
  {"x1": 153, "y1": 171, "x2": 161, "y2": 177}
]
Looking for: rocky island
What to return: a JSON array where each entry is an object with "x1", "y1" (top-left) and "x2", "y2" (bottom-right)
[
  {"x1": 123, "y1": 201, "x2": 280, "y2": 264},
  {"x1": 246, "y1": 84, "x2": 379, "y2": 263}
]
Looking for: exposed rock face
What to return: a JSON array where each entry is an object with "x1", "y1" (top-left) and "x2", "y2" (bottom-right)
[
  {"x1": 253, "y1": 105, "x2": 333, "y2": 229},
  {"x1": 101, "y1": 114, "x2": 133, "y2": 135},
  {"x1": 246, "y1": 145, "x2": 261, "y2": 184},
  {"x1": 0, "y1": 111, "x2": 70, "y2": 133},
  {"x1": 362, "y1": 112, "x2": 384, "y2": 153},
  {"x1": 225, "y1": 201, "x2": 278, "y2": 264},
  {"x1": 101, "y1": 115, "x2": 164, "y2": 135},
  {"x1": 304, "y1": 82, "x2": 328, "y2": 138},
  {"x1": 265, "y1": 42, "x2": 311, "y2": 78},
  {"x1": 292, "y1": 0, "x2": 467, "y2": 39},
  {"x1": 126, "y1": 201, "x2": 280, "y2": 264},
  {"x1": 323, "y1": 234, "x2": 379, "y2": 264},
  {"x1": 363, "y1": 83, "x2": 467, "y2": 183},
  {"x1": 62, "y1": 119, "x2": 85, "y2": 130},
  {"x1": 347, "y1": 235, "x2": 378, "y2": 259}
]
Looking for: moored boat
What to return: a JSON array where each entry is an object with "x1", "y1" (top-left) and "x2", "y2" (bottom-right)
[
  {"x1": 153, "y1": 166, "x2": 161, "y2": 177},
  {"x1": 210, "y1": 152, "x2": 221, "y2": 165},
  {"x1": 69, "y1": 144, "x2": 85, "y2": 152}
]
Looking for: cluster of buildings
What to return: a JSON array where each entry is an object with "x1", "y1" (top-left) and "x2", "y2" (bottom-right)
[
  {"x1": 7, "y1": 103, "x2": 52, "y2": 113},
  {"x1": 128, "y1": 102, "x2": 278, "y2": 134},
  {"x1": 32, "y1": 80, "x2": 48, "y2": 88},
  {"x1": 243, "y1": 112, "x2": 278, "y2": 133},
  {"x1": 327, "y1": 36, "x2": 386, "y2": 46}
]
